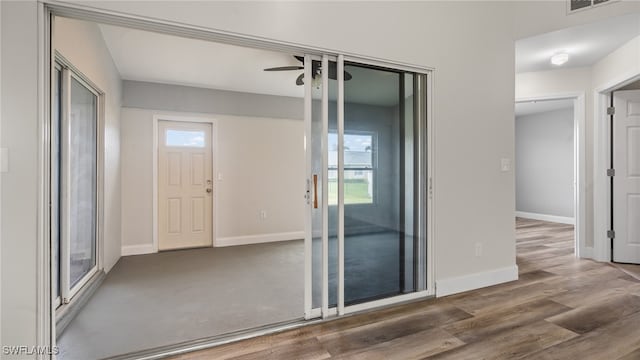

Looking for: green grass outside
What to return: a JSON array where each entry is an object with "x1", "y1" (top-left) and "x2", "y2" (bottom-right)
[{"x1": 327, "y1": 179, "x2": 372, "y2": 205}]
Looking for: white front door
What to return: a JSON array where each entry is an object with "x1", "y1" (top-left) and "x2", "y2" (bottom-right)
[
  {"x1": 613, "y1": 90, "x2": 640, "y2": 263},
  {"x1": 158, "y1": 120, "x2": 213, "y2": 250}
]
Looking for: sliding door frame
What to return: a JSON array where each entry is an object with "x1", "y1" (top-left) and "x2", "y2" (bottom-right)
[
  {"x1": 338, "y1": 57, "x2": 434, "y2": 315},
  {"x1": 41, "y1": 3, "x2": 435, "y2": 358},
  {"x1": 54, "y1": 53, "x2": 105, "y2": 306}
]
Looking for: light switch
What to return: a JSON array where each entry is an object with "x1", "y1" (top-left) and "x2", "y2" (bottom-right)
[
  {"x1": 217, "y1": 172, "x2": 223, "y2": 181},
  {"x1": 0, "y1": 148, "x2": 8, "y2": 173},
  {"x1": 500, "y1": 158, "x2": 511, "y2": 172}
]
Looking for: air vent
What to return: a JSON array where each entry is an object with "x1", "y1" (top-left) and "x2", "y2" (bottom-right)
[{"x1": 568, "y1": 0, "x2": 615, "y2": 13}]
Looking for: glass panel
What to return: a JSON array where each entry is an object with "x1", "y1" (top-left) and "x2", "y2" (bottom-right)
[
  {"x1": 69, "y1": 77, "x2": 97, "y2": 288},
  {"x1": 165, "y1": 129, "x2": 206, "y2": 147},
  {"x1": 53, "y1": 66, "x2": 62, "y2": 299},
  {"x1": 342, "y1": 64, "x2": 418, "y2": 305},
  {"x1": 329, "y1": 133, "x2": 374, "y2": 205}
]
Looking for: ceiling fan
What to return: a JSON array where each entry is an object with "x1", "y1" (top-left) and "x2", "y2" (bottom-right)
[{"x1": 264, "y1": 56, "x2": 352, "y2": 86}]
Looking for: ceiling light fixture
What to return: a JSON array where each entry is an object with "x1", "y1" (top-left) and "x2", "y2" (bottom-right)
[{"x1": 550, "y1": 53, "x2": 569, "y2": 66}]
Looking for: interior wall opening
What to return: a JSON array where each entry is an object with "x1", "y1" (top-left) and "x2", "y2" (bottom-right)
[
  {"x1": 514, "y1": 98, "x2": 578, "y2": 268},
  {"x1": 49, "y1": 12, "x2": 431, "y2": 360}
]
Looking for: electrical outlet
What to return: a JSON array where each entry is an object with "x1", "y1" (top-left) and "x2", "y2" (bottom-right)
[
  {"x1": 260, "y1": 210, "x2": 267, "y2": 220},
  {"x1": 475, "y1": 242, "x2": 483, "y2": 257}
]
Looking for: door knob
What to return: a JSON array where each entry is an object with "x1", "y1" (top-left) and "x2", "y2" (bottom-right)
[{"x1": 206, "y1": 188, "x2": 212, "y2": 194}]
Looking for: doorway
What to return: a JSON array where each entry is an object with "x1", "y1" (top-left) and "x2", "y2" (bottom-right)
[
  {"x1": 156, "y1": 119, "x2": 214, "y2": 251},
  {"x1": 514, "y1": 94, "x2": 586, "y2": 258},
  {"x1": 47, "y1": 9, "x2": 434, "y2": 359}
]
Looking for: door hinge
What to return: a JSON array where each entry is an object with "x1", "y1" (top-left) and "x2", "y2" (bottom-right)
[
  {"x1": 607, "y1": 106, "x2": 615, "y2": 115},
  {"x1": 607, "y1": 230, "x2": 615, "y2": 239},
  {"x1": 607, "y1": 168, "x2": 615, "y2": 177}
]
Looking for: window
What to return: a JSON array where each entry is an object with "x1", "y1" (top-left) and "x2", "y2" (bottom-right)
[
  {"x1": 328, "y1": 132, "x2": 375, "y2": 205},
  {"x1": 165, "y1": 129, "x2": 206, "y2": 147},
  {"x1": 53, "y1": 60, "x2": 100, "y2": 306}
]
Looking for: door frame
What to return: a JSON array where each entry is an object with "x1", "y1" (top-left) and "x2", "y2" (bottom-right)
[
  {"x1": 594, "y1": 71, "x2": 640, "y2": 262},
  {"x1": 515, "y1": 92, "x2": 586, "y2": 258},
  {"x1": 41, "y1": 2, "x2": 436, "y2": 358},
  {"x1": 152, "y1": 114, "x2": 217, "y2": 253}
]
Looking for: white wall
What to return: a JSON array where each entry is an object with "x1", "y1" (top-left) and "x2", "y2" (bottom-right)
[
  {"x1": 121, "y1": 107, "x2": 305, "y2": 250},
  {"x1": 1, "y1": 1, "x2": 39, "y2": 354},
  {"x1": 54, "y1": 17, "x2": 123, "y2": 272},
  {"x1": 516, "y1": 108, "x2": 574, "y2": 219},
  {"x1": 4, "y1": 0, "x2": 640, "y2": 354},
  {"x1": 592, "y1": 34, "x2": 640, "y2": 89}
]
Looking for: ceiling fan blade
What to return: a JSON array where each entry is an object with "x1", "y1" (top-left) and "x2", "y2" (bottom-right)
[
  {"x1": 264, "y1": 66, "x2": 304, "y2": 71},
  {"x1": 296, "y1": 73, "x2": 304, "y2": 86}
]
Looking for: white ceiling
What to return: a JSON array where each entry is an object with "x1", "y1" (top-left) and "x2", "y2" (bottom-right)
[
  {"x1": 515, "y1": 99, "x2": 573, "y2": 117},
  {"x1": 516, "y1": 12, "x2": 640, "y2": 73},
  {"x1": 98, "y1": 24, "x2": 401, "y2": 106}
]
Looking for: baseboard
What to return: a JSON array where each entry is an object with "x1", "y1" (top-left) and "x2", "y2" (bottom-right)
[
  {"x1": 121, "y1": 244, "x2": 155, "y2": 256},
  {"x1": 579, "y1": 246, "x2": 594, "y2": 259},
  {"x1": 515, "y1": 211, "x2": 575, "y2": 225},
  {"x1": 215, "y1": 231, "x2": 304, "y2": 247},
  {"x1": 436, "y1": 265, "x2": 519, "y2": 297}
]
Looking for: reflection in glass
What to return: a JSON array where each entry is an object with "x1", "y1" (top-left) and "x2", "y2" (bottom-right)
[
  {"x1": 342, "y1": 64, "x2": 420, "y2": 305},
  {"x1": 69, "y1": 77, "x2": 97, "y2": 287}
]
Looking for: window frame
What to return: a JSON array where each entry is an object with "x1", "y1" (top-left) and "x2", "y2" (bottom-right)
[{"x1": 328, "y1": 130, "x2": 378, "y2": 206}]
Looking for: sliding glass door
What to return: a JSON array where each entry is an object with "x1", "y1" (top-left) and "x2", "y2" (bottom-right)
[
  {"x1": 305, "y1": 55, "x2": 429, "y2": 317},
  {"x1": 53, "y1": 60, "x2": 100, "y2": 305}
]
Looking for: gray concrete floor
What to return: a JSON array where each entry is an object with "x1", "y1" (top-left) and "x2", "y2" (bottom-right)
[
  {"x1": 58, "y1": 233, "x2": 405, "y2": 360},
  {"x1": 57, "y1": 241, "x2": 305, "y2": 360}
]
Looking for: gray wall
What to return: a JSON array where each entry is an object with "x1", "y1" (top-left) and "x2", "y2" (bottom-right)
[
  {"x1": 123, "y1": 80, "x2": 303, "y2": 119},
  {"x1": 516, "y1": 107, "x2": 574, "y2": 218}
]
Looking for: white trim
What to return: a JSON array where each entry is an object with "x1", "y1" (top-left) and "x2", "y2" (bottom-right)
[
  {"x1": 0, "y1": 0, "x2": 3, "y2": 350},
  {"x1": 37, "y1": 2, "x2": 51, "y2": 352},
  {"x1": 321, "y1": 55, "x2": 329, "y2": 319},
  {"x1": 303, "y1": 54, "x2": 314, "y2": 320},
  {"x1": 343, "y1": 291, "x2": 431, "y2": 315},
  {"x1": 427, "y1": 71, "x2": 435, "y2": 296},
  {"x1": 515, "y1": 211, "x2": 575, "y2": 225},
  {"x1": 436, "y1": 265, "x2": 519, "y2": 297},
  {"x1": 337, "y1": 54, "x2": 345, "y2": 316},
  {"x1": 152, "y1": 114, "x2": 217, "y2": 254},
  {"x1": 121, "y1": 244, "x2": 156, "y2": 256},
  {"x1": 515, "y1": 92, "x2": 586, "y2": 258},
  {"x1": 215, "y1": 232, "x2": 304, "y2": 247}
]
